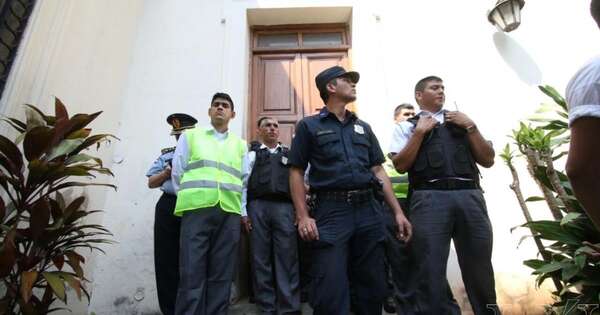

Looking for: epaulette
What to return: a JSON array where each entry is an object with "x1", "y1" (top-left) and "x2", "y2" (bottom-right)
[{"x1": 161, "y1": 146, "x2": 176, "y2": 155}]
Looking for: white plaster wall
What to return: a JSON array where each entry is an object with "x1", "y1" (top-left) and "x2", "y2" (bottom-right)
[
  {"x1": 0, "y1": 0, "x2": 144, "y2": 313},
  {"x1": 2, "y1": 0, "x2": 599, "y2": 314}
]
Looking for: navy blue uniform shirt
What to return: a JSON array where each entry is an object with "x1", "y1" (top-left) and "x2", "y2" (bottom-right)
[{"x1": 289, "y1": 107, "x2": 385, "y2": 191}]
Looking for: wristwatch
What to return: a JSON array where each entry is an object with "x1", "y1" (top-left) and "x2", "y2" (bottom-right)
[{"x1": 465, "y1": 124, "x2": 477, "y2": 133}]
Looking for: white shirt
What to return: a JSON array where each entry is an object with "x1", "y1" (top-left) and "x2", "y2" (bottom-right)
[
  {"x1": 567, "y1": 56, "x2": 600, "y2": 126},
  {"x1": 240, "y1": 143, "x2": 282, "y2": 217},
  {"x1": 388, "y1": 109, "x2": 445, "y2": 154},
  {"x1": 171, "y1": 127, "x2": 230, "y2": 193}
]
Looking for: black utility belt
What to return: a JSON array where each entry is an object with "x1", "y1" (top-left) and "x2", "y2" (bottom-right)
[
  {"x1": 249, "y1": 194, "x2": 291, "y2": 202},
  {"x1": 313, "y1": 188, "x2": 374, "y2": 203},
  {"x1": 411, "y1": 179, "x2": 479, "y2": 191}
]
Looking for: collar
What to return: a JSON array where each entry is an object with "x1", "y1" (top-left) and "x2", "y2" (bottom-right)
[
  {"x1": 207, "y1": 126, "x2": 229, "y2": 136},
  {"x1": 318, "y1": 106, "x2": 357, "y2": 121},
  {"x1": 416, "y1": 108, "x2": 446, "y2": 117},
  {"x1": 259, "y1": 142, "x2": 281, "y2": 151}
]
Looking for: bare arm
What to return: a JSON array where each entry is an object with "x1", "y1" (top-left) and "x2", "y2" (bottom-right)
[
  {"x1": 392, "y1": 116, "x2": 437, "y2": 173},
  {"x1": 148, "y1": 166, "x2": 171, "y2": 188},
  {"x1": 445, "y1": 111, "x2": 495, "y2": 168},
  {"x1": 290, "y1": 167, "x2": 318, "y2": 241},
  {"x1": 566, "y1": 117, "x2": 600, "y2": 230},
  {"x1": 372, "y1": 165, "x2": 412, "y2": 241}
]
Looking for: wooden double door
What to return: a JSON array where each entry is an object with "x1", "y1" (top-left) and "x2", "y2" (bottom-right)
[{"x1": 249, "y1": 52, "x2": 350, "y2": 145}]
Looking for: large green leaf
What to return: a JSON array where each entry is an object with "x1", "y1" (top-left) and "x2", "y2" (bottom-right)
[
  {"x1": 525, "y1": 221, "x2": 582, "y2": 245},
  {"x1": 561, "y1": 213, "x2": 582, "y2": 226},
  {"x1": 524, "y1": 259, "x2": 546, "y2": 270},
  {"x1": 561, "y1": 263, "x2": 579, "y2": 281},
  {"x1": 535, "y1": 261, "x2": 565, "y2": 274},
  {"x1": 539, "y1": 85, "x2": 567, "y2": 111},
  {"x1": 45, "y1": 139, "x2": 84, "y2": 161},
  {"x1": 42, "y1": 272, "x2": 66, "y2": 302}
]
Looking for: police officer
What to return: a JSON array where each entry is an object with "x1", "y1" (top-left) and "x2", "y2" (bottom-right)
[
  {"x1": 146, "y1": 113, "x2": 197, "y2": 315},
  {"x1": 241, "y1": 116, "x2": 300, "y2": 315},
  {"x1": 390, "y1": 76, "x2": 499, "y2": 315},
  {"x1": 289, "y1": 66, "x2": 412, "y2": 315},
  {"x1": 171, "y1": 92, "x2": 247, "y2": 315}
]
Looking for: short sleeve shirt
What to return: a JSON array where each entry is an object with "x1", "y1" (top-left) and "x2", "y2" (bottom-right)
[
  {"x1": 288, "y1": 107, "x2": 385, "y2": 190},
  {"x1": 146, "y1": 149, "x2": 176, "y2": 195},
  {"x1": 388, "y1": 110, "x2": 445, "y2": 154},
  {"x1": 567, "y1": 56, "x2": 600, "y2": 126}
]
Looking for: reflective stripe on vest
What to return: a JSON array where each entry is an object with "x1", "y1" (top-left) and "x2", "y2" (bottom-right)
[
  {"x1": 185, "y1": 159, "x2": 243, "y2": 178},
  {"x1": 174, "y1": 128, "x2": 246, "y2": 216}
]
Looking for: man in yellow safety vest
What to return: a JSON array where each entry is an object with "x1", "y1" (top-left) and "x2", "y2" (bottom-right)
[{"x1": 171, "y1": 92, "x2": 247, "y2": 315}]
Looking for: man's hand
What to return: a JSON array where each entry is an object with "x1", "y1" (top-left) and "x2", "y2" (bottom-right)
[
  {"x1": 415, "y1": 115, "x2": 438, "y2": 134},
  {"x1": 163, "y1": 165, "x2": 172, "y2": 177},
  {"x1": 241, "y1": 216, "x2": 252, "y2": 233},
  {"x1": 444, "y1": 111, "x2": 475, "y2": 129},
  {"x1": 395, "y1": 213, "x2": 413, "y2": 242},
  {"x1": 297, "y1": 215, "x2": 319, "y2": 241}
]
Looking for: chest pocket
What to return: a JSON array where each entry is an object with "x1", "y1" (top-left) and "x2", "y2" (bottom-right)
[
  {"x1": 352, "y1": 133, "x2": 371, "y2": 165},
  {"x1": 315, "y1": 131, "x2": 342, "y2": 160}
]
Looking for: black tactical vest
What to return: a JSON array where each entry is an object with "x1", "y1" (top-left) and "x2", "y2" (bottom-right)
[
  {"x1": 408, "y1": 112, "x2": 480, "y2": 184},
  {"x1": 247, "y1": 142, "x2": 291, "y2": 201}
]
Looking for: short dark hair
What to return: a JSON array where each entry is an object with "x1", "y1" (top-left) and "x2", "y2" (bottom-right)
[
  {"x1": 414, "y1": 76, "x2": 443, "y2": 93},
  {"x1": 592, "y1": 0, "x2": 600, "y2": 27},
  {"x1": 319, "y1": 78, "x2": 338, "y2": 103},
  {"x1": 256, "y1": 116, "x2": 275, "y2": 128},
  {"x1": 394, "y1": 103, "x2": 414, "y2": 117},
  {"x1": 211, "y1": 92, "x2": 234, "y2": 111}
]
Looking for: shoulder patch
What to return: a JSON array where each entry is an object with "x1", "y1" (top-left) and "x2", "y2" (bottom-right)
[{"x1": 161, "y1": 146, "x2": 176, "y2": 154}]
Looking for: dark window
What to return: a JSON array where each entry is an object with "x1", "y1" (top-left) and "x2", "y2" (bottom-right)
[{"x1": 0, "y1": 0, "x2": 37, "y2": 98}]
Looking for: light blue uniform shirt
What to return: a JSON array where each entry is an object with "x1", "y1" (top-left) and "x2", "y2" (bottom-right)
[{"x1": 146, "y1": 149, "x2": 176, "y2": 195}]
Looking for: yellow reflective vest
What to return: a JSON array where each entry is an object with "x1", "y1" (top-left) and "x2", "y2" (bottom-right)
[
  {"x1": 174, "y1": 128, "x2": 247, "y2": 216},
  {"x1": 384, "y1": 156, "x2": 408, "y2": 199}
]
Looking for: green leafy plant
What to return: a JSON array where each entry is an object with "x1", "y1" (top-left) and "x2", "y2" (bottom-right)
[
  {"x1": 502, "y1": 86, "x2": 600, "y2": 314},
  {"x1": 0, "y1": 98, "x2": 117, "y2": 314}
]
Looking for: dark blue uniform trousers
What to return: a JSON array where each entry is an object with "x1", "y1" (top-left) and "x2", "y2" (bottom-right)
[
  {"x1": 175, "y1": 206, "x2": 240, "y2": 315},
  {"x1": 410, "y1": 189, "x2": 500, "y2": 315},
  {"x1": 382, "y1": 200, "x2": 460, "y2": 315},
  {"x1": 154, "y1": 193, "x2": 181, "y2": 315},
  {"x1": 309, "y1": 196, "x2": 386, "y2": 315},
  {"x1": 248, "y1": 199, "x2": 300, "y2": 314}
]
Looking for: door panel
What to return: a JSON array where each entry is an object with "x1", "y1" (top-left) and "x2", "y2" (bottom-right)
[
  {"x1": 250, "y1": 53, "x2": 303, "y2": 145},
  {"x1": 301, "y1": 52, "x2": 349, "y2": 115},
  {"x1": 249, "y1": 51, "x2": 350, "y2": 146}
]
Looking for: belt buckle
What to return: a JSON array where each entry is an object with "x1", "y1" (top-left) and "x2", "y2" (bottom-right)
[{"x1": 346, "y1": 189, "x2": 360, "y2": 203}]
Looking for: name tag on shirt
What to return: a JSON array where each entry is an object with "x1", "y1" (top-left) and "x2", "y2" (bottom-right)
[{"x1": 354, "y1": 124, "x2": 365, "y2": 134}]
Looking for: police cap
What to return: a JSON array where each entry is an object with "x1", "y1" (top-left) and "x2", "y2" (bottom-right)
[
  {"x1": 315, "y1": 66, "x2": 360, "y2": 96},
  {"x1": 166, "y1": 113, "x2": 197, "y2": 135}
]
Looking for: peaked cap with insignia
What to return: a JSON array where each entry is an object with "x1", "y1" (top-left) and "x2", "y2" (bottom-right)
[{"x1": 166, "y1": 113, "x2": 198, "y2": 135}]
